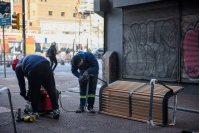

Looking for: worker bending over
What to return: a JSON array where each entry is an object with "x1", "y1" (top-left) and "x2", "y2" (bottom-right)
[
  {"x1": 71, "y1": 51, "x2": 99, "y2": 113},
  {"x1": 12, "y1": 55, "x2": 60, "y2": 119}
]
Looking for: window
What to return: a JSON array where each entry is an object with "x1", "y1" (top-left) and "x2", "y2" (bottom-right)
[
  {"x1": 61, "y1": 12, "x2": 65, "y2": 17},
  {"x1": 83, "y1": 14, "x2": 87, "y2": 19},
  {"x1": 13, "y1": 0, "x2": 19, "y2": 3},
  {"x1": 30, "y1": 22, "x2": 32, "y2": 26},
  {"x1": 49, "y1": 11, "x2": 52, "y2": 16},
  {"x1": 35, "y1": 43, "x2": 41, "y2": 52},
  {"x1": 45, "y1": 0, "x2": 47, "y2": 2}
]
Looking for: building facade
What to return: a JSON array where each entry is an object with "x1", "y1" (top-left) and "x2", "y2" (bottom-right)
[
  {"x1": 0, "y1": 0, "x2": 104, "y2": 58},
  {"x1": 94, "y1": 0, "x2": 199, "y2": 95}
]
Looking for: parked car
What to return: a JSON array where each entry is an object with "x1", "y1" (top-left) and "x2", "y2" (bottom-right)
[{"x1": 92, "y1": 48, "x2": 104, "y2": 58}]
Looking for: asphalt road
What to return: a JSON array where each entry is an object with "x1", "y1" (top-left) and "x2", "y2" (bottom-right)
[{"x1": 0, "y1": 60, "x2": 102, "y2": 76}]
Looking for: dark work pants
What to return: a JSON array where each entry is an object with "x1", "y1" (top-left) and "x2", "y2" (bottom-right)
[
  {"x1": 79, "y1": 73, "x2": 98, "y2": 108},
  {"x1": 49, "y1": 56, "x2": 57, "y2": 71},
  {"x1": 28, "y1": 61, "x2": 59, "y2": 112}
]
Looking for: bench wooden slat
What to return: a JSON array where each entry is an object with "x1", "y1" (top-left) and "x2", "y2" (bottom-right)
[
  {"x1": 102, "y1": 108, "x2": 129, "y2": 116},
  {"x1": 132, "y1": 92, "x2": 164, "y2": 98},
  {"x1": 102, "y1": 102, "x2": 129, "y2": 109},
  {"x1": 103, "y1": 88, "x2": 131, "y2": 93},
  {"x1": 102, "y1": 98, "x2": 129, "y2": 105},
  {"x1": 99, "y1": 111, "x2": 162, "y2": 125},
  {"x1": 100, "y1": 110, "x2": 163, "y2": 123},
  {"x1": 132, "y1": 107, "x2": 162, "y2": 114},
  {"x1": 99, "y1": 81, "x2": 184, "y2": 126}
]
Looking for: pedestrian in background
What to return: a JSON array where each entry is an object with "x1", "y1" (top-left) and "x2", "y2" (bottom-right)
[
  {"x1": 49, "y1": 42, "x2": 58, "y2": 74},
  {"x1": 11, "y1": 47, "x2": 14, "y2": 59},
  {"x1": 66, "y1": 48, "x2": 69, "y2": 55},
  {"x1": 11, "y1": 55, "x2": 60, "y2": 119},
  {"x1": 66, "y1": 48, "x2": 69, "y2": 60},
  {"x1": 71, "y1": 51, "x2": 99, "y2": 113}
]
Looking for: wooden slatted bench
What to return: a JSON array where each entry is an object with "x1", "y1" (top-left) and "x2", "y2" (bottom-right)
[{"x1": 99, "y1": 80, "x2": 184, "y2": 126}]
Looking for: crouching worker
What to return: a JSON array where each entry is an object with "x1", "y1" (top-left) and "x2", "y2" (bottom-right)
[
  {"x1": 71, "y1": 51, "x2": 99, "y2": 113},
  {"x1": 12, "y1": 55, "x2": 60, "y2": 119}
]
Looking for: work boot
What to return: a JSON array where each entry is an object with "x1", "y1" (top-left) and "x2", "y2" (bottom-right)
[
  {"x1": 31, "y1": 112, "x2": 40, "y2": 119},
  {"x1": 75, "y1": 108, "x2": 84, "y2": 113},
  {"x1": 53, "y1": 109, "x2": 60, "y2": 119},
  {"x1": 88, "y1": 106, "x2": 95, "y2": 113}
]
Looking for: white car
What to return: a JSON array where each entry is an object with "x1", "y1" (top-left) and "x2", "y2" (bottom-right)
[{"x1": 92, "y1": 48, "x2": 104, "y2": 58}]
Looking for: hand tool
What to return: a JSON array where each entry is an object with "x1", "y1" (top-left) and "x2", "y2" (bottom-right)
[{"x1": 16, "y1": 108, "x2": 35, "y2": 122}]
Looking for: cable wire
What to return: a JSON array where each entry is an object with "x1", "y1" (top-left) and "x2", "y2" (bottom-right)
[{"x1": 59, "y1": 91, "x2": 75, "y2": 112}]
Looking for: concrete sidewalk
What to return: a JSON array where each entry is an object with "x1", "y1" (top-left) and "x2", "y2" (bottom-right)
[{"x1": 0, "y1": 72, "x2": 199, "y2": 133}]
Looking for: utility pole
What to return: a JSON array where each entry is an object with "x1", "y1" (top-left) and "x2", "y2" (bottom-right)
[
  {"x1": 75, "y1": 0, "x2": 82, "y2": 52},
  {"x1": 22, "y1": 0, "x2": 26, "y2": 57},
  {"x1": 79, "y1": 20, "x2": 80, "y2": 50},
  {"x1": 3, "y1": 25, "x2": 6, "y2": 78},
  {"x1": 74, "y1": 8, "x2": 77, "y2": 53},
  {"x1": 90, "y1": 7, "x2": 92, "y2": 51},
  {"x1": 98, "y1": 19, "x2": 99, "y2": 49}
]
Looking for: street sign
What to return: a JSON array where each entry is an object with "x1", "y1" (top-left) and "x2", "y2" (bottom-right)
[
  {"x1": 0, "y1": 2, "x2": 10, "y2": 14},
  {"x1": 0, "y1": 13, "x2": 11, "y2": 25}
]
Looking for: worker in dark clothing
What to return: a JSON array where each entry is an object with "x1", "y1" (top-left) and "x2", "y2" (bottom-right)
[
  {"x1": 12, "y1": 55, "x2": 60, "y2": 119},
  {"x1": 71, "y1": 51, "x2": 99, "y2": 113},
  {"x1": 49, "y1": 42, "x2": 58, "y2": 73}
]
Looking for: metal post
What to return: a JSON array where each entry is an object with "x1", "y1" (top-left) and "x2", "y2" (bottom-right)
[
  {"x1": 147, "y1": 83, "x2": 155, "y2": 126},
  {"x1": 87, "y1": 38, "x2": 88, "y2": 52},
  {"x1": 149, "y1": 84, "x2": 154, "y2": 120},
  {"x1": 81, "y1": 1, "x2": 84, "y2": 51},
  {"x1": 74, "y1": 10, "x2": 76, "y2": 53},
  {"x1": 8, "y1": 89, "x2": 17, "y2": 133},
  {"x1": 90, "y1": 8, "x2": 93, "y2": 51},
  {"x1": 169, "y1": 95, "x2": 177, "y2": 125},
  {"x1": 98, "y1": 19, "x2": 99, "y2": 49},
  {"x1": 85, "y1": 76, "x2": 90, "y2": 110},
  {"x1": 73, "y1": 39, "x2": 75, "y2": 56},
  {"x1": 79, "y1": 19, "x2": 80, "y2": 51},
  {"x1": 91, "y1": 39, "x2": 92, "y2": 51},
  {"x1": 90, "y1": 8, "x2": 91, "y2": 51},
  {"x1": 22, "y1": 0, "x2": 26, "y2": 57},
  {"x1": 3, "y1": 25, "x2": 6, "y2": 78}
]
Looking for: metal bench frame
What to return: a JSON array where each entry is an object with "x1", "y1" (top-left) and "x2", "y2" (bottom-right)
[
  {"x1": 99, "y1": 79, "x2": 184, "y2": 126},
  {"x1": 0, "y1": 87, "x2": 17, "y2": 133}
]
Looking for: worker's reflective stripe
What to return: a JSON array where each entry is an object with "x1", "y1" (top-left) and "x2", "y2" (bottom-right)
[
  {"x1": 80, "y1": 94, "x2": 95, "y2": 98},
  {"x1": 88, "y1": 94, "x2": 95, "y2": 97},
  {"x1": 80, "y1": 95, "x2": 86, "y2": 98}
]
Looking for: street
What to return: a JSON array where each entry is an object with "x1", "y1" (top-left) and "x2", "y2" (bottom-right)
[
  {"x1": 0, "y1": 59, "x2": 103, "y2": 95},
  {"x1": 0, "y1": 59, "x2": 198, "y2": 133},
  {"x1": 0, "y1": 60, "x2": 102, "y2": 76}
]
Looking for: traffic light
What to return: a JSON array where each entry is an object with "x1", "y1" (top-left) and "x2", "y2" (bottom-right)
[{"x1": 12, "y1": 13, "x2": 20, "y2": 30}]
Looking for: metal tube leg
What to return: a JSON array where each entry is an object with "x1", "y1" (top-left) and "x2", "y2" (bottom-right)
[
  {"x1": 8, "y1": 90, "x2": 17, "y2": 133},
  {"x1": 169, "y1": 95, "x2": 177, "y2": 126},
  {"x1": 85, "y1": 77, "x2": 90, "y2": 110},
  {"x1": 147, "y1": 83, "x2": 154, "y2": 126}
]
